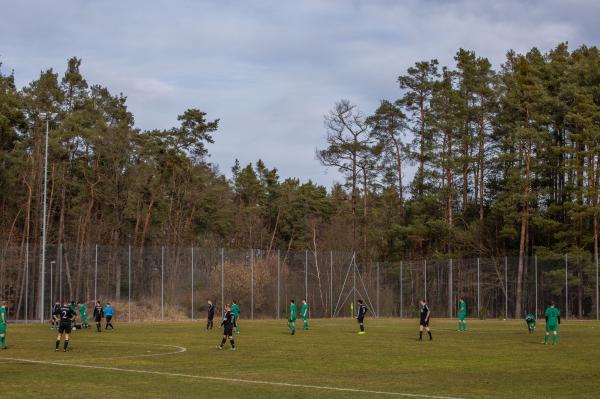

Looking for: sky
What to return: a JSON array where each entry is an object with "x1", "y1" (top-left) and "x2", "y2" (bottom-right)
[{"x1": 2, "y1": 0, "x2": 599, "y2": 187}]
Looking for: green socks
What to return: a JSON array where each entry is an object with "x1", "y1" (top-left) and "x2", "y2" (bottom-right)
[
  {"x1": 544, "y1": 334, "x2": 549, "y2": 344},
  {"x1": 303, "y1": 321, "x2": 309, "y2": 330},
  {"x1": 553, "y1": 334, "x2": 558, "y2": 345},
  {"x1": 1, "y1": 336, "x2": 5, "y2": 348},
  {"x1": 457, "y1": 322, "x2": 467, "y2": 331}
]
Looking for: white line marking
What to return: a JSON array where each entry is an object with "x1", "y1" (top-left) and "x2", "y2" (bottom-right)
[{"x1": 4, "y1": 356, "x2": 463, "y2": 399}]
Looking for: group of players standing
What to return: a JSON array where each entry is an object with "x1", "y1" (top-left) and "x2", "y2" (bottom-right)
[{"x1": 50, "y1": 300, "x2": 115, "y2": 352}]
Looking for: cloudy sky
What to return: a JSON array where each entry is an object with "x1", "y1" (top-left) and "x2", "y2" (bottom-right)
[{"x1": 2, "y1": 0, "x2": 599, "y2": 186}]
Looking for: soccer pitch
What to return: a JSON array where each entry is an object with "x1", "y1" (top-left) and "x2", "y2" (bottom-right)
[{"x1": 3, "y1": 318, "x2": 599, "y2": 398}]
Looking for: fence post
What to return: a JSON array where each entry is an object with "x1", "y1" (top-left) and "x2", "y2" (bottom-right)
[
  {"x1": 596, "y1": 254, "x2": 599, "y2": 321},
  {"x1": 94, "y1": 244, "x2": 98, "y2": 303},
  {"x1": 251, "y1": 249, "x2": 254, "y2": 320},
  {"x1": 128, "y1": 245, "x2": 131, "y2": 323},
  {"x1": 448, "y1": 259, "x2": 453, "y2": 318},
  {"x1": 277, "y1": 249, "x2": 280, "y2": 319},
  {"x1": 376, "y1": 262, "x2": 380, "y2": 317},
  {"x1": 59, "y1": 244, "x2": 62, "y2": 302},
  {"x1": 400, "y1": 261, "x2": 403, "y2": 319},
  {"x1": 305, "y1": 249, "x2": 308, "y2": 302},
  {"x1": 424, "y1": 259, "x2": 427, "y2": 301},
  {"x1": 330, "y1": 251, "x2": 333, "y2": 318},
  {"x1": 221, "y1": 248, "x2": 224, "y2": 316},
  {"x1": 534, "y1": 255, "x2": 538, "y2": 319},
  {"x1": 25, "y1": 241, "x2": 29, "y2": 323},
  {"x1": 477, "y1": 258, "x2": 480, "y2": 317},
  {"x1": 191, "y1": 246, "x2": 194, "y2": 320},
  {"x1": 565, "y1": 254, "x2": 568, "y2": 320},
  {"x1": 504, "y1": 256, "x2": 508, "y2": 319},
  {"x1": 161, "y1": 246, "x2": 164, "y2": 321},
  {"x1": 353, "y1": 252, "x2": 356, "y2": 308},
  {"x1": 50, "y1": 260, "x2": 53, "y2": 318}
]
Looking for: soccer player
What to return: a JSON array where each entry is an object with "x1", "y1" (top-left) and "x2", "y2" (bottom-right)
[
  {"x1": 457, "y1": 297, "x2": 467, "y2": 331},
  {"x1": 55, "y1": 301, "x2": 76, "y2": 352},
  {"x1": 524, "y1": 311, "x2": 536, "y2": 334},
  {"x1": 288, "y1": 299, "x2": 297, "y2": 335},
  {"x1": 356, "y1": 299, "x2": 368, "y2": 335},
  {"x1": 78, "y1": 301, "x2": 88, "y2": 329},
  {"x1": 544, "y1": 302, "x2": 560, "y2": 345},
  {"x1": 104, "y1": 302, "x2": 114, "y2": 330},
  {"x1": 231, "y1": 300, "x2": 240, "y2": 334},
  {"x1": 300, "y1": 299, "x2": 309, "y2": 330},
  {"x1": 0, "y1": 301, "x2": 7, "y2": 349},
  {"x1": 68, "y1": 300, "x2": 78, "y2": 330},
  {"x1": 419, "y1": 299, "x2": 432, "y2": 341},
  {"x1": 51, "y1": 300, "x2": 61, "y2": 330},
  {"x1": 93, "y1": 301, "x2": 104, "y2": 332},
  {"x1": 217, "y1": 304, "x2": 235, "y2": 350},
  {"x1": 207, "y1": 299, "x2": 215, "y2": 330}
]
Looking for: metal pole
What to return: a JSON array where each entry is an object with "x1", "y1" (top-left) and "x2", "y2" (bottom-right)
[
  {"x1": 477, "y1": 258, "x2": 480, "y2": 317},
  {"x1": 565, "y1": 254, "x2": 568, "y2": 320},
  {"x1": 191, "y1": 246, "x2": 194, "y2": 320},
  {"x1": 25, "y1": 241, "x2": 29, "y2": 322},
  {"x1": 504, "y1": 256, "x2": 508, "y2": 319},
  {"x1": 376, "y1": 262, "x2": 380, "y2": 317},
  {"x1": 534, "y1": 255, "x2": 538, "y2": 319},
  {"x1": 353, "y1": 252, "x2": 356, "y2": 308},
  {"x1": 221, "y1": 248, "x2": 224, "y2": 316},
  {"x1": 251, "y1": 249, "x2": 254, "y2": 320},
  {"x1": 161, "y1": 246, "x2": 164, "y2": 321},
  {"x1": 400, "y1": 261, "x2": 403, "y2": 319},
  {"x1": 39, "y1": 116, "x2": 49, "y2": 323},
  {"x1": 277, "y1": 249, "x2": 280, "y2": 319},
  {"x1": 448, "y1": 259, "x2": 453, "y2": 318},
  {"x1": 94, "y1": 244, "x2": 98, "y2": 302},
  {"x1": 128, "y1": 245, "x2": 131, "y2": 323},
  {"x1": 49, "y1": 261, "x2": 53, "y2": 318},
  {"x1": 330, "y1": 251, "x2": 333, "y2": 318},
  {"x1": 305, "y1": 250, "x2": 308, "y2": 302},
  {"x1": 596, "y1": 254, "x2": 599, "y2": 321},
  {"x1": 59, "y1": 244, "x2": 62, "y2": 302},
  {"x1": 424, "y1": 259, "x2": 427, "y2": 301}
]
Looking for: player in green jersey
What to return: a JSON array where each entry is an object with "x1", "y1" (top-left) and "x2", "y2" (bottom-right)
[
  {"x1": 288, "y1": 299, "x2": 297, "y2": 335},
  {"x1": 524, "y1": 311, "x2": 536, "y2": 334},
  {"x1": 300, "y1": 299, "x2": 309, "y2": 330},
  {"x1": 0, "y1": 301, "x2": 8, "y2": 349},
  {"x1": 544, "y1": 302, "x2": 560, "y2": 345},
  {"x1": 78, "y1": 301, "x2": 88, "y2": 329},
  {"x1": 457, "y1": 297, "x2": 467, "y2": 331},
  {"x1": 231, "y1": 300, "x2": 240, "y2": 334}
]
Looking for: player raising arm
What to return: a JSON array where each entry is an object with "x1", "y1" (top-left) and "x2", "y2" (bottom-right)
[{"x1": 55, "y1": 301, "x2": 76, "y2": 352}]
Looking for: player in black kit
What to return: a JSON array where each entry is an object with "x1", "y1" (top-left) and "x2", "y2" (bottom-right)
[
  {"x1": 207, "y1": 299, "x2": 215, "y2": 330},
  {"x1": 51, "y1": 300, "x2": 61, "y2": 330},
  {"x1": 419, "y1": 299, "x2": 433, "y2": 341},
  {"x1": 93, "y1": 301, "x2": 104, "y2": 332},
  {"x1": 55, "y1": 301, "x2": 76, "y2": 352},
  {"x1": 356, "y1": 299, "x2": 368, "y2": 334},
  {"x1": 217, "y1": 304, "x2": 235, "y2": 350}
]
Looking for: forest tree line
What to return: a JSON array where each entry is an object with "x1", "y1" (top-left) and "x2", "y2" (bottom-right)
[{"x1": 1, "y1": 43, "x2": 600, "y2": 318}]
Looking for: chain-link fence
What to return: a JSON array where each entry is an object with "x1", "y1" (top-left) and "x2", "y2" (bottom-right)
[{"x1": 1, "y1": 245, "x2": 599, "y2": 322}]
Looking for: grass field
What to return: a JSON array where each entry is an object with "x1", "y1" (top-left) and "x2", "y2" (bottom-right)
[{"x1": 2, "y1": 318, "x2": 599, "y2": 398}]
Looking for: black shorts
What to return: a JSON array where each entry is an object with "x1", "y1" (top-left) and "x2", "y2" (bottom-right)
[
  {"x1": 58, "y1": 322, "x2": 72, "y2": 334},
  {"x1": 224, "y1": 325, "x2": 233, "y2": 336},
  {"x1": 106, "y1": 315, "x2": 113, "y2": 322},
  {"x1": 357, "y1": 316, "x2": 364, "y2": 324},
  {"x1": 95, "y1": 315, "x2": 102, "y2": 322},
  {"x1": 420, "y1": 318, "x2": 429, "y2": 327}
]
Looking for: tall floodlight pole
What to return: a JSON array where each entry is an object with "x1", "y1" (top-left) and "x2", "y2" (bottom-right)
[{"x1": 39, "y1": 114, "x2": 50, "y2": 323}]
